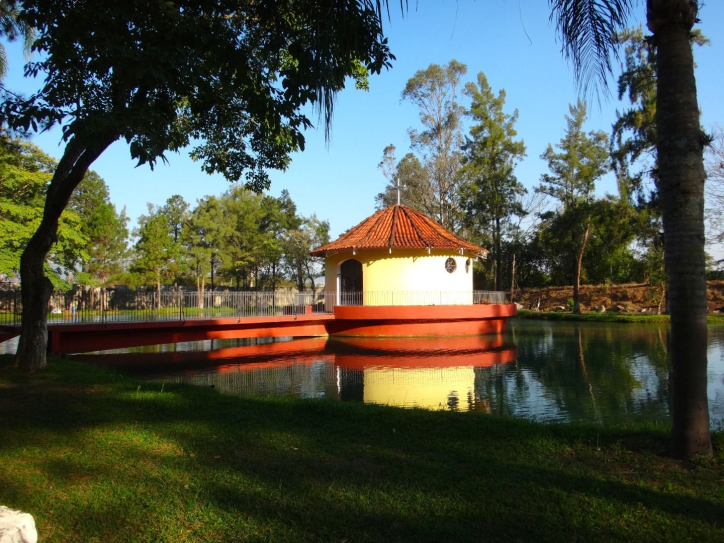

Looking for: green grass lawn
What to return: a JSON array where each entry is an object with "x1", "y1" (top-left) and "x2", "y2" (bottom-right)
[
  {"x1": 517, "y1": 309, "x2": 724, "y2": 325},
  {"x1": 1, "y1": 355, "x2": 723, "y2": 542}
]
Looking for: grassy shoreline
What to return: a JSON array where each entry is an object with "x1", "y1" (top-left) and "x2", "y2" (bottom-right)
[
  {"x1": 1, "y1": 355, "x2": 723, "y2": 542},
  {"x1": 516, "y1": 309, "x2": 724, "y2": 325}
]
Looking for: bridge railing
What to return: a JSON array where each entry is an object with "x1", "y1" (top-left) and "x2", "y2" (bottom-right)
[
  {"x1": 0, "y1": 290, "x2": 335, "y2": 326},
  {"x1": 0, "y1": 289, "x2": 508, "y2": 326}
]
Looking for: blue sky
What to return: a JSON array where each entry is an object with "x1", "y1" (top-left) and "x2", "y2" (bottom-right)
[{"x1": 3, "y1": 1, "x2": 724, "y2": 244}]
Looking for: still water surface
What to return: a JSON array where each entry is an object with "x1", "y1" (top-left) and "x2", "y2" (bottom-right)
[{"x1": 70, "y1": 320, "x2": 724, "y2": 427}]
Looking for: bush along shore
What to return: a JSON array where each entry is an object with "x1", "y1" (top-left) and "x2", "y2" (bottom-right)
[
  {"x1": 1, "y1": 355, "x2": 723, "y2": 542},
  {"x1": 516, "y1": 309, "x2": 724, "y2": 325}
]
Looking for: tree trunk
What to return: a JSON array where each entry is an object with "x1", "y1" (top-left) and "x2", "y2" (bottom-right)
[
  {"x1": 494, "y1": 216, "x2": 501, "y2": 291},
  {"x1": 15, "y1": 136, "x2": 116, "y2": 372},
  {"x1": 156, "y1": 270, "x2": 161, "y2": 310},
  {"x1": 210, "y1": 257, "x2": 215, "y2": 291},
  {"x1": 306, "y1": 262, "x2": 316, "y2": 294},
  {"x1": 572, "y1": 226, "x2": 589, "y2": 314},
  {"x1": 199, "y1": 275, "x2": 205, "y2": 309},
  {"x1": 648, "y1": 0, "x2": 712, "y2": 459},
  {"x1": 510, "y1": 253, "x2": 516, "y2": 303}
]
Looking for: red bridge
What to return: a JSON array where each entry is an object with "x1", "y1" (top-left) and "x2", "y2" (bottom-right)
[{"x1": 0, "y1": 304, "x2": 515, "y2": 355}]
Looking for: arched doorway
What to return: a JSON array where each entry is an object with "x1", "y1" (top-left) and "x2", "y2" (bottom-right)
[{"x1": 339, "y1": 259, "x2": 363, "y2": 305}]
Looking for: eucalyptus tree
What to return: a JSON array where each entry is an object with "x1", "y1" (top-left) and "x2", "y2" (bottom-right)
[
  {"x1": 402, "y1": 60, "x2": 467, "y2": 230},
  {"x1": 375, "y1": 147, "x2": 434, "y2": 214},
  {"x1": 1, "y1": 0, "x2": 395, "y2": 371},
  {"x1": 460, "y1": 72, "x2": 527, "y2": 291},
  {"x1": 375, "y1": 144, "x2": 399, "y2": 208},
  {"x1": 550, "y1": 0, "x2": 712, "y2": 459},
  {"x1": 538, "y1": 100, "x2": 610, "y2": 313}
]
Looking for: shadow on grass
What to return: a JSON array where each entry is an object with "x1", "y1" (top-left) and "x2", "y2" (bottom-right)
[{"x1": 1, "y1": 356, "x2": 723, "y2": 542}]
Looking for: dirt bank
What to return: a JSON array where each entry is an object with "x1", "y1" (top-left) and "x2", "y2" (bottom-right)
[{"x1": 515, "y1": 281, "x2": 724, "y2": 314}]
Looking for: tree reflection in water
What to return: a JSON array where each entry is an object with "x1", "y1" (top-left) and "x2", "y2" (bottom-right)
[{"x1": 71, "y1": 322, "x2": 724, "y2": 427}]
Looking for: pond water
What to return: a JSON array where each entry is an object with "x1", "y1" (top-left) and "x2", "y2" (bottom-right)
[{"x1": 68, "y1": 320, "x2": 724, "y2": 428}]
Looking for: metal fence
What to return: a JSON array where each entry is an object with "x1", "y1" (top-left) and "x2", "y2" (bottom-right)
[
  {"x1": 335, "y1": 290, "x2": 506, "y2": 307},
  {"x1": 473, "y1": 290, "x2": 508, "y2": 304},
  {"x1": 0, "y1": 290, "x2": 335, "y2": 326},
  {"x1": 0, "y1": 290, "x2": 20, "y2": 326},
  {"x1": 0, "y1": 289, "x2": 508, "y2": 326}
]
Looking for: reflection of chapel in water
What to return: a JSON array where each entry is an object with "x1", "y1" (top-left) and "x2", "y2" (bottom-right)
[{"x1": 155, "y1": 336, "x2": 517, "y2": 412}]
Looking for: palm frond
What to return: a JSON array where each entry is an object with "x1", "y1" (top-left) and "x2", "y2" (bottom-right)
[
  {"x1": 317, "y1": 1, "x2": 407, "y2": 143},
  {"x1": 549, "y1": 0, "x2": 635, "y2": 99}
]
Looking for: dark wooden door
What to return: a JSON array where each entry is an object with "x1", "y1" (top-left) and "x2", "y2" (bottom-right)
[{"x1": 340, "y1": 259, "x2": 363, "y2": 305}]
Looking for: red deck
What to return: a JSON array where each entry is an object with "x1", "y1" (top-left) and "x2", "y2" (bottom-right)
[
  {"x1": 0, "y1": 304, "x2": 517, "y2": 354},
  {"x1": 329, "y1": 304, "x2": 516, "y2": 337}
]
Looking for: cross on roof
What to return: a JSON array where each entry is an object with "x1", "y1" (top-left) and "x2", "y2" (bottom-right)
[{"x1": 394, "y1": 177, "x2": 405, "y2": 206}]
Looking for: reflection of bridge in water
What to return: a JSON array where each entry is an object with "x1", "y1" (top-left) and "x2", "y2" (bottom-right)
[
  {"x1": 1, "y1": 290, "x2": 515, "y2": 354},
  {"x1": 0, "y1": 315, "x2": 335, "y2": 354},
  {"x1": 74, "y1": 336, "x2": 517, "y2": 412}
]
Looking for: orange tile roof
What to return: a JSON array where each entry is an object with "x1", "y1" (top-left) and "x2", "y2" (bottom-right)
[{"x1": 310, "y1": 205, "x2": 487, "y2": 256}]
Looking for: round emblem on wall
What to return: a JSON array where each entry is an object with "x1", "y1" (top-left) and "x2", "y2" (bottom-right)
[
  {"x1": 445, "y1": 257, "x2": 457, "y2": 273},
  {"x1": 465, "y1": 258, "x2": 471, "y2": 273}
]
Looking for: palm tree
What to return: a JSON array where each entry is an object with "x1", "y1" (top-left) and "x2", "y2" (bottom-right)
[
  {"x1": 0, "y1": 1, "x2": 34, "y2": 80},
  {"x1": 549, "y1": 0, "x2": 711, "y2": 459}
]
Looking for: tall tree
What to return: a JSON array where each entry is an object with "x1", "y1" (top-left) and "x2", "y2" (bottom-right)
[
  {"x1": 611, "y1": 27, "x2": 658, "y2": 205},
  {"x1": 0, "y1": 133, "x2": 85, "y2": 289},
  {"x1": 1, "y1": 0, "x2": 395, "y2": 371},
  {"x1": 81, "y1": 203, "x2": 129, "y2": 286},
  {"x1": 158, "y1": 194, "x2": 189, "y2": 286},
  {"x1": 402, "y1": 60, "x2": 467, "y2": 230},
  {"x1": 611, "y1": 28, "x2": 708, "y2": 290},
  {"x1": 66, "y1": 170, "x2": 129, "y2": 287},
  {"x1": 161, "y1": 195, "x2": 189, "y2": 244},
  {"x1": 131, "y1": 205, "x2": 179, "y2": 307},
  {"x1": 580, "y1": 197, "x2": 639, "y2": 285},
  {"x1": 185, "y1": 195, "x2": 226, "y2": 295},
  {"x1": 216, "y1": 187, "x2": 266, "y2": 289},
  {"x1": 374, "y1": 148, "x2": 434, "y2": 214},
  {"x1": 647, "y1": 0, "x2": 712, "y2": 459},
  {"x1": 257, "y1": 190, "x2": 302, "y2": 290},
  {"x1": 460, "y1": 72, "x2": 527, "y2": 290},
  {"x1": 612, "y1": 26, "x2": 708, "y2": 204},
  {"x1": 538, "y1": 100, "x2": 610, "y2": 313},
  {"x1": 284, "y1": 214, "x2": 330, "y2": 292},
  {"x1": 550, "y1": 0, "x2": 713, "y2": 458},
  {"x1": 375, "y1": 144, "x2": 400, "y2": 207}
]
